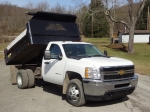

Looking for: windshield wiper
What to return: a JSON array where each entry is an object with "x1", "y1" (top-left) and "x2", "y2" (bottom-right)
[
  {"x1": 69, "y1": 55, "x2": 91, "y2": 60},
  {"x1": 69, "y1": 56, "x2": 81, "y2": 60},
  {"x1": 91, "y1": 55, "x2": 106, "y2": 57}
]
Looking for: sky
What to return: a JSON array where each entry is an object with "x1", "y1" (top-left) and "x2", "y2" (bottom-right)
[{"x1": 0, "y1": 0, "x2": 90, "y2": 8}]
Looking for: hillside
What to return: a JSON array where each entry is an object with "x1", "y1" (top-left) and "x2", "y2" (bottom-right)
[{"x1": 0, "y1": 3, "x2": 30, "y2": 36}]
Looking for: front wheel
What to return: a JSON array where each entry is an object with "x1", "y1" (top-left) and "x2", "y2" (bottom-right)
[{"x1": 66, "y1": 79, "x2": 86, "y2": 106}]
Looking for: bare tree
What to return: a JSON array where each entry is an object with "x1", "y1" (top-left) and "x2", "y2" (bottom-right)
[
  {"x1": 24, "y1": 2, "x2": 34, "y2": 10},
  {"x1": 50, "y1": 3, "x2": 66, "y2": 13},
  {"x1": 74, "y1": 0, "x2": 146, "y2": 53},
  {"x1": 103, "y1": 0, "x2": 146, "y2": 53},
  {"x1": 24, "y1": 1, "x2": 50, "y2": 12},
  {"x1": 36, "y1": 1, "x2": 50, "y2": 11}
]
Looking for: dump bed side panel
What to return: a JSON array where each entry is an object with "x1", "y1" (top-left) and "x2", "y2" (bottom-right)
[{"x1": 29, "y1": 19, "x2": 80, "y2": 44}]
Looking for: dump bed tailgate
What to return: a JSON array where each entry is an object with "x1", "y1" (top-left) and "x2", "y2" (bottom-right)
[{"x1": 4, "y1": 11, "x2": 81, "y2": 65}]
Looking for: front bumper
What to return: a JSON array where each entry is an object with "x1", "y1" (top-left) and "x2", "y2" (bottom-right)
[{"x1": 82, "y1": 75, "x2": 138, "y2": 101}]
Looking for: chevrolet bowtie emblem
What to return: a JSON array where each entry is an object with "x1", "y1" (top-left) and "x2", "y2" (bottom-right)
[{"x1": 118, "y1": 70, "x2": 125, "y2": 75}]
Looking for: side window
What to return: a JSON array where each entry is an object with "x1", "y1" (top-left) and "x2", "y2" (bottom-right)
[{"x1": 50, "y1": 44, "x2": 62, "y2": 58}]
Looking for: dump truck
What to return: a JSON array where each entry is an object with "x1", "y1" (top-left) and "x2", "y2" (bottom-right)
[{"x1": 4, "y1": 11, "x2": 138, "y2": 106}]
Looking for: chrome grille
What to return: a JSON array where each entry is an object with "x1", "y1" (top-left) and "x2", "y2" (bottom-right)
[{"x1": 100, "y1": 66, "x2": 134, "y2": 81}]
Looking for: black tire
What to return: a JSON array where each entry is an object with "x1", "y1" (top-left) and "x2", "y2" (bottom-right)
[
  {"x1": 26, "y1": 69, "x2": 35, "y2": 88},
  {"x1": 16, "y1": 70, "x2": 29, "y2": 89},
  {"x1": 66, "y1": 79, "x2": 86, "y2": 106}
]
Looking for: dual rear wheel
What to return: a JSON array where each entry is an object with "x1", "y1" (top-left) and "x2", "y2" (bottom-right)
[{"x1": 17, "y1": 69, "x2": 35, "y2": 89}]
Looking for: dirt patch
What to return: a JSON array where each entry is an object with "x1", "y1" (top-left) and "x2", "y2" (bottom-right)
[{"x1": 105, "y1": 44, "x2": 128, "y2": 52}]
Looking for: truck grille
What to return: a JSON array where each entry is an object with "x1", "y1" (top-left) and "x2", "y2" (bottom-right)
[{"x1": 100, "y1": 66, "x2": 134, "y2": 81}]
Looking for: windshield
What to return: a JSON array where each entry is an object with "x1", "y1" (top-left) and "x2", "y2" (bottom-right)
[{"x1": 63, "y1": 44, "x2": 105, "y2": 59}]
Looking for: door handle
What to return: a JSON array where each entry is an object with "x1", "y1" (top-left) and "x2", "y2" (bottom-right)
[{"x1": 44, "y1": 61, "x2": 50, "y2": 64}]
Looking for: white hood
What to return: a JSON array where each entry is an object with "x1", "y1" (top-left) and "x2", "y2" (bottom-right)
[{"x1": 80, "y1": 57, "x2": 133, "y2": 68}]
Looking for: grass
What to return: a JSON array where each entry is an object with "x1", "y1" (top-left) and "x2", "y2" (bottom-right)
[
  {"x1": 0, "y1": 38, "x2": 149, "y2": 75},
  {"x1": 83, "y1": 38, "x2": 150, "y2": 76},
  {"x1": 0, "y1": 43, "x2": 9, "y2": 51},
  {"x1": 0, "y1": 54, "x2": 4, "y2": 60},
  {"x1": 0, "y1": 43, "x2": 9, "y2": 60}
]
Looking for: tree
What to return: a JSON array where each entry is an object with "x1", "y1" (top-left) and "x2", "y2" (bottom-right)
[
  {"x1": 136, "y1": 0, "x2": 150, "y2": 30},
  {"x1": 74, "y1": 0, "x2": 146, "y2": 53},
  {"x1": 103, "y1": 0, "x2": 146, "y2": 53},
  {"x1": 81, "y1": 0, "x2": 110, "y2": 38},
  {"x1": 25, "y1": 1, "x2": 50, "y2": 11},
  {"x1": 50, "y1": 3, "x2": 66, "y2": 13}
]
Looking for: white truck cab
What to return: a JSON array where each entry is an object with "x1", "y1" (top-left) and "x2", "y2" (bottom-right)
[{"x1": 42, "y1": 41, "x2": 138, "y2": 106}]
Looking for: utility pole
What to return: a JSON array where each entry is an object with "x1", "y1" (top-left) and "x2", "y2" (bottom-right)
[{"x1": 147, "y1": 6, "x2": 149, "y2": 30}]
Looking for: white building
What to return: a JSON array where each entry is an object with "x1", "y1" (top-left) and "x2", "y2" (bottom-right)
[{"x1": 118, "y1": 30, "x2": 150, "y2": 43}]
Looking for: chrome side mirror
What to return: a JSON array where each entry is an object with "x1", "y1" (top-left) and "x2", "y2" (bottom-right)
[{"x1": 44, "y1": 50, "x2": 51, "y2": 60}]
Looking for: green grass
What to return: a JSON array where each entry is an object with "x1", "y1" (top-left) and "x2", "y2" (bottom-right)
[
  {"x1": 0, "y1": 43, "x2": 9, "y2": 60},
  {"x1": 83, "y1": 38, "x2": 150, "y2": 76},
  {"x1": 0, "y1": 54, "x2": 4, "y2": 60},
  {"x1": 0, "y1": 43, "x2": 9, "y2": 51}
]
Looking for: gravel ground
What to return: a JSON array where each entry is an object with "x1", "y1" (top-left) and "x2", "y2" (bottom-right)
[{"x1": 0, "y1": 60, "x2": 150, "y2": 112}]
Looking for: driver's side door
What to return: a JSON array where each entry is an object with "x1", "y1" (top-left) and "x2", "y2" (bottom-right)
[{"x1": 42, "y1": 44, "x2": 65, "y2": 85}]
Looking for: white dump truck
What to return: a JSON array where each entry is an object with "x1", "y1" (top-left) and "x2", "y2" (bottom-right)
[{"x1": 4, "y1": 11, "x2": 138, "y2": 106}]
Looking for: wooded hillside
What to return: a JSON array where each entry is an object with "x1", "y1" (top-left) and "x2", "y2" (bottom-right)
[{"x1": 0, "y1": 3, "x2": 30, "y2": 36}]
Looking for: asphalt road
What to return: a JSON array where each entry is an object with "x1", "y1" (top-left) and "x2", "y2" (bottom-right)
[{"x1": 0, "y1": 60, "x2": 150, "y2": 112}]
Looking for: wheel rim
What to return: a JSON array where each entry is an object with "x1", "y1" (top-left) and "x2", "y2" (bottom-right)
[
  {"x1": 17, "y1": 74, "x2": 22, "y2": 86},
  {"x1": 69, "y1": 85, "x2": 79, "y2": 101}
]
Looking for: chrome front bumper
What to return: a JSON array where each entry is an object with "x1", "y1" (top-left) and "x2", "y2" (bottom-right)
[{"x1": 82, "y1": 75, "x2": 138, "y2": 100}]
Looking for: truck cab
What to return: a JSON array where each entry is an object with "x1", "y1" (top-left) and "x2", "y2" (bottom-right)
[{"x1": 42, "y1": 41, "x2": 138, "y2": 106}]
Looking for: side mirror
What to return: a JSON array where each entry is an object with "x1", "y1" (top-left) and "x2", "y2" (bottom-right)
[
  {"x1": 44, "y1": 50, "x2": 51, "y2": 60},
  {"x1": 104, "y1": 50, "x2": 108, "y2": 56},
  {"x1": 58, "y1": 55, "x2": 63, "y2": 60}
]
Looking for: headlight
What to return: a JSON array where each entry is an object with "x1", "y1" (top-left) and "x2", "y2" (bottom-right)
[{"x1": 85, "y1": 67, "x2": 99, "y2": 79}]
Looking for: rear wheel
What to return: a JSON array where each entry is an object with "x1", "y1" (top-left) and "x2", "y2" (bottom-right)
[
  {"x1": 17, "y1": 70, "x2": 28, "y2": 89},
  {"x1": 66, "y1": 79, "x2": 86, "y2": 106},
  {"x1": 26, "y1": 69, "x2": 35, "y2": 88}
]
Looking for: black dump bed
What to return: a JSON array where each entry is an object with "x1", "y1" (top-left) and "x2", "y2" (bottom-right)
[{"x1": 4, "y1": 11, "x2": 81, "y2": 65}]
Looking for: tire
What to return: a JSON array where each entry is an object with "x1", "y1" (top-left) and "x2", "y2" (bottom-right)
[
  {"x1": 16, "y1": 70, "x2": 29, "y2": 89},
  {"x1": 26, "y1": 69, "x2": 35, "y2": 88},
  {"x1": 66, "y1": 79, "x2": 86, "y2": 106}
]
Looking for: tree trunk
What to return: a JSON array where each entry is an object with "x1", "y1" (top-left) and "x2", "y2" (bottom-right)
[
  {"x1": 128, "y1": 18, "x2": 136, "y2": 54},
  {"x1": 110, "y1": 22, "x2": 114, "y2": 44}
]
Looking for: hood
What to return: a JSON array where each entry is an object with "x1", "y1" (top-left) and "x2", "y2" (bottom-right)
[{"x1": 80, "y1": 57, "x2": 133, "y2": 68}]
